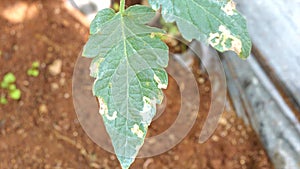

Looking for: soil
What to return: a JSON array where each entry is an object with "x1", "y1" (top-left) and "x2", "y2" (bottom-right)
[{"x1": 0, "y1": 0, "x2": 274, "y2": 169}]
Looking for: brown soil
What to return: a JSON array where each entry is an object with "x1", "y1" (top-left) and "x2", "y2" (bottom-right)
[{"x1": 0, "y1": 0, "x2": 274, "y2": 169}]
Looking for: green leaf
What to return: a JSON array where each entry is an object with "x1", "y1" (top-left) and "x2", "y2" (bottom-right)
[
  {"x1": 3, "y1": 73, "x2": 16, "y2": 84},
  {"x1": 149, "y1": 0, "x2": 252, "y2": 58},
  {"x1": 0, "y1": 96, "x2": 8, "y2": 105},
  {"x1": 31, "y1": 70, "x2": 39, "y2": 77},
  {"x1": 9, "y1": 89, "x2": 21, "y2": 100},
  {"x1": 82, "y1": 5, "x2": 169, "y2": 169},
  {"x1": 8, "y1": 84, "x2": 16, "y2": 91},
  {"x1": 1, "y1": 81, "x2": 9, "y2": 89},
  {"x1": 27, "y1": 69, "x2": 39, "y2": 77},
  {"x1": 32, "y1": 61, "x2": 40, "y2": 68},
  {"x1": 27, "y1": 69, "x2": 33, "y2": 76}
]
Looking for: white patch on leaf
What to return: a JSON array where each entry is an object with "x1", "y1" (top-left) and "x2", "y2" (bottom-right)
[
  {"x1": 131, "y1": 124, "x2": 144, "y2": 138},
  {"x1": 208, "y1": 32, "x2": 221, "y2": 47},
  {"x1": 154, "y1": 74, "x2": 167, "y2": 89},
  {"x1": 142, "y1": 96, "x2": 152, "y2": 113},
  {"x1": 98, "y1": 97, "x2": 107, "y2": 115},
  {"x1": 106, "y1": 111, "x2": 118, "y2": 121},
  {"x1": 140, "y1": 96, "x2": 155, "y2": 125},
  {"x1": 208, "y1": 25, "x2": 242, "y2": 55},
  {"x1": 221, "y1": 0, "x2": 236, "y2": 16},
  {"x1": 90, "y1": 58, "x2": 104, "y2": 77},
  {"x1": 98, "y1": 97, "x2": 117, "y2": 121}
]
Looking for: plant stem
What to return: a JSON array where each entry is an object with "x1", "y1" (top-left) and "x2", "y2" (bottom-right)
[{"x1": 120, "y1": 0, "x2": 126, "y2": 13}]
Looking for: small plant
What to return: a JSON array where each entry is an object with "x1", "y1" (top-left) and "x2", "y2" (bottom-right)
[
  {"x1": 0, "y1": 95, "x2": 8, "y2": 105},
  {"x1": 27, "y1": 61, "x2": 40, "y2": 77},
  {"x1": 83, "y1": 0, "x2": 251, "y2": 168},
  {"x1": 8, "y1": 85, "x2": 21, "y2": 100},
  {"x1": 1, "y1": 72, "x2": 21, "y2": 103},
  {"x1": 1, "y1": 72, "x2": 16, "y2": 89}
]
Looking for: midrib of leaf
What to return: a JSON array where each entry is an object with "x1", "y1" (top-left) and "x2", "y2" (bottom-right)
[
  {"x1": 120, "y1": 14, "x2": 130, "y2": 159},
  {"x1": 118, "y1": 15, "x2": 165, "y2": 162}
]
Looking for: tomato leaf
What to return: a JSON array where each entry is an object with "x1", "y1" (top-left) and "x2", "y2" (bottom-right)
[
  {"x1": 82, "y1": 5, "x2": 169, "y2": 169},
  {"x1": 149, "y1": 0, "x2": 252, "y2": 58}
]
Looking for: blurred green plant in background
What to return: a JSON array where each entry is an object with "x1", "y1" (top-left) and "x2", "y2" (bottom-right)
[{"x1": 0, "y1": 72, "x2": 21, "y2": 104}]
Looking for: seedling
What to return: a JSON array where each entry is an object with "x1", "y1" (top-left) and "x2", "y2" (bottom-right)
[
  {"x1": 1, "y1": 73, "x2": 16, "y2": 89},
  {"x1": 1, "y1": 72, "x2": 21, "y2": 101},
  {"x1": 83, "y1": 0, "x2": 251, "y2": 168},
  {"x1": 9, "y1": 88, "x2": 21, "y2": 100},
  {"x1": 0, "y1": 95, "x2": 8, "y2": 105},
  {"x1": 27, "y1": 61, "x2": 40, "y2": 77}
]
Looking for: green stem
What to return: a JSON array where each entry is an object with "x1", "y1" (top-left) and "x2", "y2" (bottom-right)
[{"x1": 120, "y1": 0, "x2": 126, "y2": 13}]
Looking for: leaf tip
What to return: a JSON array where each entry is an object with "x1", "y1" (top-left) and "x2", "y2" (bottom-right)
[{"x1": 117, "y1": 156, "x2": 135, "y2": 169}]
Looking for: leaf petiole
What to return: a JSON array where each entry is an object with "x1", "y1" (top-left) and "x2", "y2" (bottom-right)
[{"x1": 120, "y1": 0, "x2": 126, "y2": 13}]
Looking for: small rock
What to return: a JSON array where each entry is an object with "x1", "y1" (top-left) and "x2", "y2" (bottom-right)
[
  {"x1": 229, "y1": 117, "x2": 235, "y2": 123},
  {"x1": 59, "y1": 78, "x2": 66, "y2": 86},
  {"x1": 143, "y1": 158, "x2": 154, "y2": 169},
  {"x1": 90, "y1": 163, "x2": 100, "y2": 169},
  {"x1": 51, "y1": 83, "x2": 59, "y2": 91},
  {"x1": 53, "y1": 124, "x2": 62, "y2": 131},
  {"x1": 168, "y1": 134, "x2": 176, "y2": 141},
  {"x1": 212, "y1": 135, "x2": 219, "y2": 142},
  {"x1": 62, "y1": 123, "x2": 70, "y2": 131},
  {"x1": 44, "y1": 164, "x2": 51, "y2": 169},
  {"x1": 13, "y1": 45, "x2": 18, "y2": 51},
  {"x1": 197, "y1": 77, "x2": 205, "y2": 84},
  {"x1": 41, "y1": 63, "x2": 46, "y2": 69},
  {"x1": 210, "y1": 159, "x2": 222, "y2": 169},
  {"x1": 17, "y1": 129, "x2": 25, "y2": 135},
  {"x1": 72, "y1": 131, "x2": 78, "y2": 137},
  {"x1": 64, "y1": 93, "x2": 70, "y2": 99},
  {"x1": 220, "y1": 131, "x2": 228, "y2": 137},
  {"x1": 231, "y1": 139, "x2": 237, "y2": 145},
  {"x1": 23, "y1": 80, "x2": 29, "y2": 86},
  {"x1": 240, "y1": 156, "x2": 247, "y2": 165},
  {"x1": 47, "y1": 47, "x2": 53, "y2": 52},
  {"x1": 54, "y1": 8, "x2": 61, "y2": 15},
  {"x1": 110, "y1": 155, "x2": 116, "y2": 160},
  {"x1": 48, "y1": 59, "x2": 62, "y2": 76},
  {"x1": 19, "y1": 101, "x2": 24, "y2": 106},
  {"x1": 204, "y1": 87, "x2": 210, "y2": 92},
  {"x1": 148, "y1": 138, "x2": 156, "y2": 144},
  {"x1": 39, "y1": 104, "x2": 48, "y2": 114},
  {"x1": 218, "y1": 117, "x2": 227, "y2": 125},
  {"x1": 62, "y1": 19, "x2": 70, "y2": 27}
]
